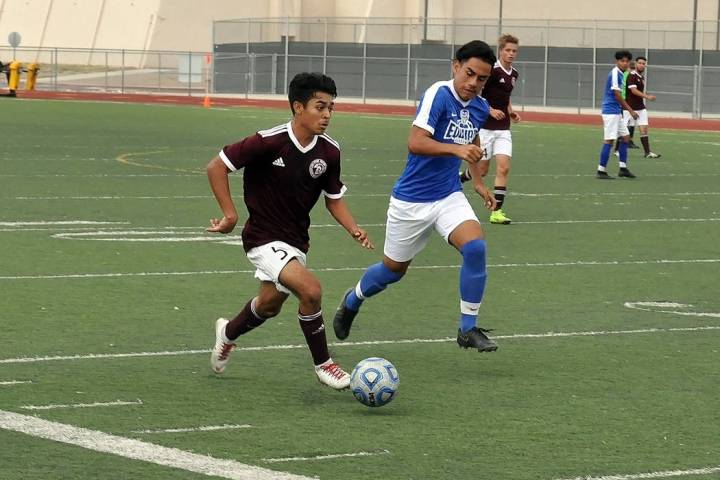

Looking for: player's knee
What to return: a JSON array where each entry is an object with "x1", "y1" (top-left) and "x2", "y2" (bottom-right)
[
  {"x1": 254, "y1": 298, "x2": 283, "y2": 318},
  {"x1": 497, "y1": 164, "x2": 510, "y2": 176},
  {"x1": 298, "y1": 282, "x2": 322, "y2": 309},
  {"x1": 461, "y1": 239, "x2": 487, "y2": 269}
]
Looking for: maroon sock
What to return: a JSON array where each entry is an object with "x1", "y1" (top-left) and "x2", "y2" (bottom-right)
[
  {"x1": 641, "y1": 136, "x2": 650, "y2": 155},
  {"x1": 225, "y1": 298, "x2": 267, "y2": 340},
  {"x1": 298, "y1": 311, "x2": 330, "y2": 366}
]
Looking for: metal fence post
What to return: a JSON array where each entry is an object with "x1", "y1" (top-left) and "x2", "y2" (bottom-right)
[
  {"x1": 121, "y1": 49, "x2": 125, "y2": 94},
  {"x1": 53, "y1": 48, "x2": 58, "y2": 91},
  {"x1": 323, "y1": 18, "x2": 328, "y2": 74},
  {"x1": 157, "y1": 52, "x2": 161, "y2": 90},
  {"x1": 592, "y1": 22, "x2": 597, "y2": 108},
  {"x1": 577, "y1": 64, "x2": 581, "y2": 114},
  {"x1": 406, "y1": 19, "x2": 411, "y2": 101},
  {"x1": 104, "y1": 50, "x2": 108, "y2": 91},
  {"x1": 187, "y1": 51, "x2": 192, "y2": 96},
  {"x1": 543, "y1": 20, "x2": 549, "y2": 107},
  {"x1": 362, "y1": 18, "x2": 367, "y2": 103},
  {"x1": 283, "y1": 16, "x2": 289, "y2": 95},
  {"x1": 271, "y1": 53, "x2": 277, "y2": 94}
]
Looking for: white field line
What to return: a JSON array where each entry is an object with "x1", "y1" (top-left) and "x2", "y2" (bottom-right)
[
  {"x1": 262, "y1": 450, "x2": 390, "y2": 463},
  {"x1": 3, "y1": 172, "x2": 720, "y2": 178},
  {"x1": 133, "y1": 424, "x2": 252, "y2": 434},
  {"x1": 1, "y1": 217, "x2": 717, "y2": 234},
  {"x1": 0, "y1": 380, "x2": 32, "y2": 386},
  {"x1": 1, "y1": 325, "x2": 718, "y2": 365},
  {"x1": 624, "y1": 301, "x2": 720, "y2": 318},
  {"x1": 0, "y1": 410, "x2": 314, "y2": 480},
  {"x1": 552, "y1": 464, "x2": 720, "y2": 480},
  {"x1": 1, "y1": 258, "x2": 719, "y2": 281},
  {"x1": 20, "y1": 399, "x2": 144, "y2": 410},
  {"x1": 6, "y1": 192, "x2": 720, "y2": 200},
  {"x1": 0, "y1": 221, "x2": 130, "y2": 226}
]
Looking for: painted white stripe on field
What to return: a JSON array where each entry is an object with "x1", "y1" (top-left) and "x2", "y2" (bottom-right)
[
  {"x1": 552, "y1": 464, "x2": 720, "y2": 480},
  {"x1": 624, "y1": 302, "x2": 720, "y2": 318},
  {"x1": 1, "y1": 325, "x2": 718, "y2": 365},
  {"x1": 0, "y1": 380, "x2": 32, "y2": 386},
  {"x1": 263, "y1": 450, "x2": 390, "y2": 463},
  {"x1": 0, "y1": 221, "x2": 129, "y2": 226},
  {"x1": 20, "y1": 399, "x2": 143, "y2": 410},
  {"x1": 2, "y1": 258, "x2": 719, "y2": 281},
  {"x1": 133, "y1": 424, "x2": 252, "y2": 434},
  {"x1": 6, "y1": 192, "x2": 720, "y2": 200},
  {"x1": 0, "y1": 410, "x2": 314, "y2": 480}
]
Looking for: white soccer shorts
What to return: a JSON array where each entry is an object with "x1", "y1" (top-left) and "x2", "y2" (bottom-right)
[
  {"x1": 479, "y1": 129, "x2": 512, "y2": 159},
  {"x1": 602, "y1": 113, "x2": 630, "y2": 140},
  {"x1": 623, "y1": 109, "x2": 649, "y2": 127},
  {"x1": 246, "y1": 241, "x2": 307, "y2": 294},
  {"x1": 383, "y1": 191, "x2": 480, "y2": 263}
]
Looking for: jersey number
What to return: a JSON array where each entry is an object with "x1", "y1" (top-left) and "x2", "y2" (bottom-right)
[{"x1": 272, "y1": 246, "x2": 288, "y2": 260}]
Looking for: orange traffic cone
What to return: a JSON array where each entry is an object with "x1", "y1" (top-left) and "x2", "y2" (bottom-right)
[{"x1": 202, "y1": 95, "x2": 211, "y2": 108}]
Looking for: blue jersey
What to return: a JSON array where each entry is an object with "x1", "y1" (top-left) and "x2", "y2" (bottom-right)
[
  {"x1": 601, "y1": 66, "x2": 625, "y2": 115},
  {"x1": 392, "y1": 80, "x2": 491, "y2": 202}
]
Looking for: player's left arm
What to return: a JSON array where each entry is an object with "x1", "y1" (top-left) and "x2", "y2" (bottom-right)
[
  {"x1": 468, "y1": 136, "x2": 497, "y2": 211},
  {"x1": 324, "y1": 197, "x2": 374, "y2": 249},
  {"x1": 628, "y1": 86, "x2": 656, "y2": 101}
]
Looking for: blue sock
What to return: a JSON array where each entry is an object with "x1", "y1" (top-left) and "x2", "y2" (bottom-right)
[
  {"x1": 346, "y1": 262, "x2": 403, "y2": 311},
  {"x1": 459, "y1": 239, "x2": 487, "y2": 333},
  {"x1": 618, "y1": 141, "x2": 628, "y2": 163},
  {"x1": 599, "y1": 143, "x2": 612, "y2": 168}
]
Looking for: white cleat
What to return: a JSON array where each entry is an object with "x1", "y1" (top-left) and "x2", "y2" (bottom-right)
[
  {"x1": 315, "y1": 361, "x2": 351, "y2": 390},
  {"x1": 210, "y1": 318, "x2": 235, "y2": 374}
]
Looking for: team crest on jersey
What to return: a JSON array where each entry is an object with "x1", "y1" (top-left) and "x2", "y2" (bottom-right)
[
  {"x1": 443, "y1": 109, "x2": 477, "y2": 145},
  {"x1": 308, "y1": 159, "x2": 327, "y2": 178}
]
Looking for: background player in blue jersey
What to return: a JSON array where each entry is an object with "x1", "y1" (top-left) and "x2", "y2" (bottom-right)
[
  {"x1": 597, "y1": 50, "x2": 639, "y2": 179},
  {"x1": 333, "y1": 40, "x2": 500, "y2": 352}
]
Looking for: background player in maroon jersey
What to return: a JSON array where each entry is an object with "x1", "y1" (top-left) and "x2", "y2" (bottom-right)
[
  {"x1": 460, "y1": 34, "x2": 520, "y2": 225},
  {"x1": 205, "y1": 72, "x2": 373, "y2": 390},
  {"x1": 624, "y1": 56, "x2": 661, "y2": 158}
]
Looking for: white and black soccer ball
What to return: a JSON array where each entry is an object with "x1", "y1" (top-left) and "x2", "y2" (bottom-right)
[{"x1": 350, "y1": 357, "x2": 399, "y2": 407}]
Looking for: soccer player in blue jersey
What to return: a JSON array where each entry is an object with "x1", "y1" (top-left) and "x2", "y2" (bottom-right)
[
  {"x1": 333, "y1": 40, "x2": 500, "y2": 352},
  {"x1": 597, "y1": 50, "x2": 639, "y2": 179}
]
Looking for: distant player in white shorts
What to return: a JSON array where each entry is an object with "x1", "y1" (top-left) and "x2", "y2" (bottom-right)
[
  {"x1": 596, "y1": 50, "x2": 639, "y2": 179},
  {"x1": 460, "y1": 34, "x2": 521, "y2": 225},
  {"x1": 624, "y1": 56, "x2": 661, "y2": 158},
  {"x1": 333, "y1": 40, "x2": 500, "y2": 353}
]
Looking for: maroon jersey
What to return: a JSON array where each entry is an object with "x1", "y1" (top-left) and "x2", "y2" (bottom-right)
[
  {"x1": 220, "y1": 122, "x2": 345, "y2": 253},
  {"x1": 626, "y1": 70, "x2": 647, "y2": 111},
  {"x1": 481, "y1": 61, "x2": 519, "y2": 130}
]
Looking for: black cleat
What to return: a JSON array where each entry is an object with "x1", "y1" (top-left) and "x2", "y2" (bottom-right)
[
  {"x1": 618, "y1": 168, "x2": 636, "y2": 178},
  {"x1": 333, "y1": 288, "x2": 358, "y2": 340},
  {"x1": 595, "y1": 171, "x2": 614, "y2": 180},
  {"x1": 459, "y1": 168, "x2": 472, "y2": 184},
  {"x1": 457, "y1": 327, "x2": 498, "y2": 352},
  {"x1": 628, "y1": 141, "x2": 640, "y2": 149}
]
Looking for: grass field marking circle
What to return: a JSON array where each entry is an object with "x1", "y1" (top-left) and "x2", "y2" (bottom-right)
[
  {"x1": 624, "y1": 301, "x2": 720, "y2": 318},
  {"x1": 116, "y1": 150, "x2": 203, "y2": 175}
]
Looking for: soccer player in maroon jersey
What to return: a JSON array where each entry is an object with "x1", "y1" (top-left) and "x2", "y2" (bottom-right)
[
  {"x1": 624, "y1": 56, "x2": 661, "y2": 158},
  {"x1": 205, "y1": 72, "x2": 373, "y2": 390},
  {"x1": 459, "y1": 34, "x2": 520, "y2": 225}
]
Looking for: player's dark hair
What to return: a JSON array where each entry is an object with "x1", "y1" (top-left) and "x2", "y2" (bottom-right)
[
  {"x1": 636, "y1": 56, "x2": 647, "y2": 62},
  {"x1": 615, "y1": 50, "x2": 633, "y2": 61},
  {"x1": 288, "y1": 72, "x2": 337, "y2": 114},
  {"x1": 455, "y1": 40, "x2": 497, "y2": 66}
]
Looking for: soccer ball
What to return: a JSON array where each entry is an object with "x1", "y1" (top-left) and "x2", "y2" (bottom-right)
[{"x1": 350, "y1": 357, "x2": 399, "y2": 407}]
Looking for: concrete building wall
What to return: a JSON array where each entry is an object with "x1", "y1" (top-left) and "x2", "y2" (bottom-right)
[{"x1": 0, "y1": 0, "x2": 718, "y2": 53}]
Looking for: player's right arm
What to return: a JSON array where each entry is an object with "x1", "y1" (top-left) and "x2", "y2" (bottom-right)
[
  {"x1": 407, "y1": 126, "x2": 483, "y2": 164},
  {"x1": 206, "y1": 155, "x2": 239, "y2": 234},
  {"x1": 614, "y1": 89, "x2": 638, "y2": 120}
]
